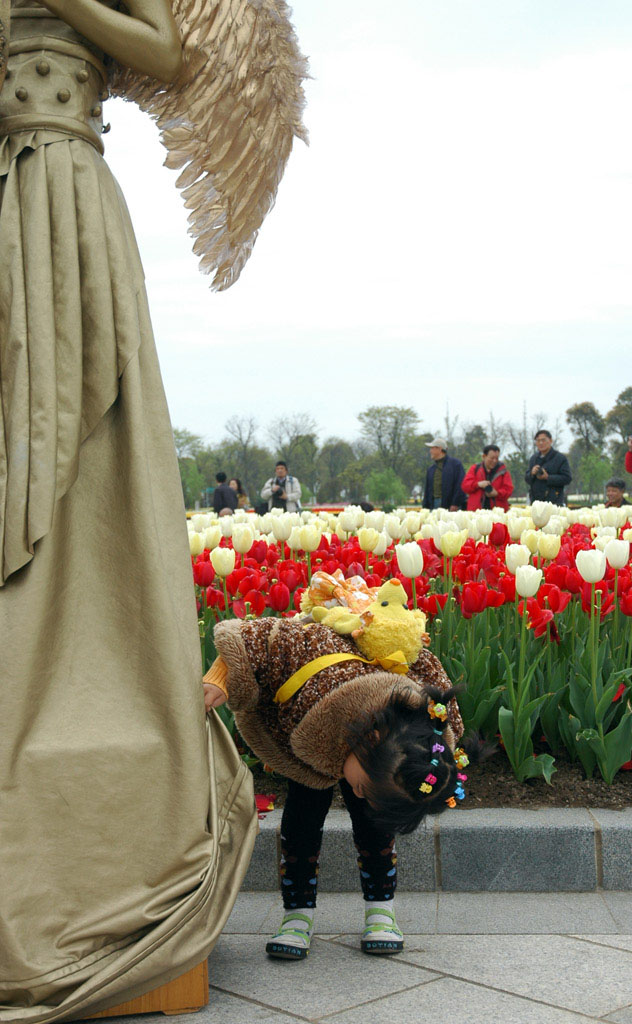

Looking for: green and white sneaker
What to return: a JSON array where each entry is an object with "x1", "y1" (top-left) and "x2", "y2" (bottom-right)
[
  {"x1": 361, "y1": 903, "x2": 404, "y2": 955},
  {"x1": 265, "y1": 909, "x2": 314, "y2": 960}
]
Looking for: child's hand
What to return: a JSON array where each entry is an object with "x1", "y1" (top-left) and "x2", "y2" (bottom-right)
[{"x1": 204, "y1": 683, "x2": 227, "y2": 711}]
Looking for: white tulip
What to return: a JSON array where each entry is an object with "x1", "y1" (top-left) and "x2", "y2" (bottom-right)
[
  {"x1": 599, "y1": 507, "x2": 623, "y2": 529},
  {"x1": 373, "y1": 532, "x2": 390, "y2": 557},
  {"x1": 591, "y1": 526, "x2": 617, "y2": 539},
  {"x1": 203, "y1": 525, "x2": 222, "y2": 550},
  {"x1": 505, "y1": 544, "x2": 530, "y2": 574},
  {"x1": 232, "y1": 523, "x2": 255, "y2": 554},
  {"x1": 439, "y1": 529, "x2": 468, "y2": 558},
  {"x1": 515, "y1": 564, "x2": 543, "y2": 598},
  {"x1": 210, "y1": 547, "x2": 236, "y2": 577},
  {"x1": 537, "y1": 534, "x2": 561, "y2": 561},
  {"x1": 220, "y1": 516, "x2": 234, "y2": 537},
  {"x1": 287, "y1": 526, "x2": 302, "y2": 551},
  {"x1": 623, "y1": 528, "x2": 632, "y2": 543},
  {"x1": 605, "y1": 539, "x2": 630, "y2": 570},
  {"x1": 530, "y1": 501, "x2": 554, "y2": 528},
  {"x1": 575, "y1": 549, "x2": 607, "y2": 584},
  {"x1": 454, "y1": 510, "x2": 470, "y2": 530},
  {"x1": 338, "y1": 508, "x2": 356, "y2": 534},
  {"x1": 358, "y1": 527, "x2": 380, "y2": 552},
  {"x1": 191, "y1": 513, "x2": 210, "y2": 532},
  {"x1": 542, "y1": 517, "x2": 564, "y2": 536},
  {"x1": 271, "y1": 515, "x2": 292, "y2": 542},
  {"x1": 476, "y1": 513, "x2": 493, "y2": 538},
  {"x1": 593, "y1": 536, "x2": 611, "y2": 552},
  {"x1": 299, "y1": 524, "x2": 320, "y2": 553},
  {"x1": 385, "y1": 515, "x2": 404, "y2": 541},
  {"x1": 189, "y1": 531, "x2": 204, "y2": 556},
  {"x1": 507, "y1": 517, "x2": 528, "y2": 542},
  {"x1": 467, "y1": 520, "x2": 482, "y2": 542},
  {"x1": 365, "y1": 510, "x2": 385, "y2": 532},
  {"x1": 420, "y1": 524, "x2": 434, "y2": 540},
  {"x1": 521, "y1": 529, "x2": 539, "y2": 555},
  {"x1": 403, "y1": 512, "x2": 422, "y2": 536},
  {"x1": 396, "y1": 542, "x2": 424, "y2": 578}
]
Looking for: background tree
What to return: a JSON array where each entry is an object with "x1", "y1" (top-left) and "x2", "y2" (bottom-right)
[
  {"x1": 357, "y1": 405, "x2": 421, "y2": 477},
  {"x1": 566, "y1": 401, "x2": 606, "y2": 495},
  {"x1": 316, "y1": 438, "x2": 356, "y2": 502},
  {"x1": 366, "y1": 467, "x2": 409, "y2": 509},
  {"x1": 578, "y1": 451, "x2": 612, "y2": 502},
  {"x1": 605, "y1": 387, "x2": 632, "y2": 472},
  {"x1": 268, "y1": 412, "x2": 318, "y2": 467}
]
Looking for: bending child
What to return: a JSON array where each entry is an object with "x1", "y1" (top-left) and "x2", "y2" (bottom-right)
[{"x1": 203, "y1": 577, "x2": 473, "y2": 960}]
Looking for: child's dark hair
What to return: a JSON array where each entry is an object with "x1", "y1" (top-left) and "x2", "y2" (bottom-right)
[{"x1": 345, "y1": 686, "x2": 478, "y2": 835}]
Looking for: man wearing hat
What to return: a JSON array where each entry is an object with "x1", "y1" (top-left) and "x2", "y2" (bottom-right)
[{"x1": 422, "y1": 437, "x2": 466, "y2": 511}]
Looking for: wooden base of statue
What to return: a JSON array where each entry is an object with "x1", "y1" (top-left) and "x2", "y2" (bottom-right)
[{"x1": 87, "y1": 961, "x2": 209, "y2": 1018}]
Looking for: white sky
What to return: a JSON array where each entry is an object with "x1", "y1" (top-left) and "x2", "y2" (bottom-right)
[{"x1": 105, "y1": 0, "x2": 632, "y2": 450}]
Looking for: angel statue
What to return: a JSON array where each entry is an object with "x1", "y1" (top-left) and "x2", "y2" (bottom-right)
[{"x1": 0, "y1": 1, "x2": 307, "y2": 1020}]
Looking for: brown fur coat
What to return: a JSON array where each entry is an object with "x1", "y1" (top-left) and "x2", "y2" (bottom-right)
[{"x1": 214, "y1": 618, "x2": 463, "y2": 788}]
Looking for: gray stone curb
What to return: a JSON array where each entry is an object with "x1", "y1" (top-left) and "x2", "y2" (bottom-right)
[{"x1": 241, "y1": 807, "x2": 632, "y2": 893}]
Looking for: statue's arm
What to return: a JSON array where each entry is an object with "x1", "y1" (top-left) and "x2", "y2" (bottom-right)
[
  {"x1": 36, "y1": 0, "x2": 182, "y2": 82},
  {"x1": 0, "y1": 0, "x2": 9, "y2": 93}
]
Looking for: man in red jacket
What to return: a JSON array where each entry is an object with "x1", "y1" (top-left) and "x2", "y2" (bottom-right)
[{"x1": 462, "y1": 444, "x2": 514, "y2": 511}]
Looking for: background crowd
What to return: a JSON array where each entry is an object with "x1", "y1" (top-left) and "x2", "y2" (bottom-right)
[{"x1": 176, "y1": 389, "x2": 632, "y2": 511}]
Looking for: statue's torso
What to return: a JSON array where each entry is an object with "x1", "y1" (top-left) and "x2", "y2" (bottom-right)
[{"x1": 0, "y1": 0, "x2": 118, "y2": 152}]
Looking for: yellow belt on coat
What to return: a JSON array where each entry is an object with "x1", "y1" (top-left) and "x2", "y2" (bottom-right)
[{"x1": 273, "y1": 650, "x2": 409, "y2": 704}]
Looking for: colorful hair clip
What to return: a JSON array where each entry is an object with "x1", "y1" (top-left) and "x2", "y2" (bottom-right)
[
  {"x1": 446, "y1": 796, "x2": 457, "y2": 808},
  {"x1": 454, "y1": 748, "x2": 469, "y2": 769},
  {"x1": 430, "y1": 758, "x2": 439, "y2": 767},
  {"x1": 454, "y1": 784, "x2": 466, "y2": 801},
  {"x1": 428, "y1": 700, "x2": 447, "y2": 722},
  {"x1": 433, "y1": 727, "x2": 443, "y2": 737},
  {"x1": 432, "y1": 742, "x2": 445, "y2": 754},
  {"x1": 457, "y1": 772, "x2": 468, "y2": 782},
  {"x1": 425, "y1": 773, "x2": 437, "y2": 785},
  {"x1": 419, "y1": 782, "x2": 432, "y2": 793}
]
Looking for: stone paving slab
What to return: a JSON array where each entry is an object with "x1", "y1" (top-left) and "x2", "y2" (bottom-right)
[
  {"x1": 323, "y1": 976, "x2": 601, "y2": 1024},
  {"x1": 71, "y1": 894, "x2": 632, "y2": 1024},
  {"x1": 393, "y1": 934, "x2": 632, "y2": 1017},
  {"x1": 209, "y1": 934, "x2": 440, "y2": 1018},
  {"x1": 247, "y1": 807, "x2": 632, "y2": 891},
  {"x1": 436, "y1": 891, "x2": 619, "y2": 933}
]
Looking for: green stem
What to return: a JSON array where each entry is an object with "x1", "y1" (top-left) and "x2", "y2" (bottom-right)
[
  {"x1": 412, "y1": 576, "x2": 418, "y2": 610},
  {"x1": 517, "y1": 598, "x2": 528, "y2": 703},
  {"x1": 613, "y1": 568, "x2": 620, "y2": 652},
  {"x1": 222, "y1": 576, "x2": 229, "y2": 616},
  {"x1": 365, "y1": 550, "x2": 370, "y2": 574},
  {"x1": 307, "y1": 553, "x2": 312, "y2": 584}
]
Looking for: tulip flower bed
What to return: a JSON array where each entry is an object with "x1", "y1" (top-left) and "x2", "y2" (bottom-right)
[{"x1": 189, "y1": 503, "x2": 632, "y2": 787}]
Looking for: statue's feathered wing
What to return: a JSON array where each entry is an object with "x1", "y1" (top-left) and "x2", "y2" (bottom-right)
[{"x1": 109, "y1": 0, "x2": 308, "y2": 290}]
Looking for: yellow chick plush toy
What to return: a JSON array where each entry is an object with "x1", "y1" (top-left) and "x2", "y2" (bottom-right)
[{"x1": 310, "y1": 578, "x2": 429, "y2": 668}]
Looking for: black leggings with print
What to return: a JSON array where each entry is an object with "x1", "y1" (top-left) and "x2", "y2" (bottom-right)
[{"x1": 279, "y1": 779, "x2": 396, "y2": 909}]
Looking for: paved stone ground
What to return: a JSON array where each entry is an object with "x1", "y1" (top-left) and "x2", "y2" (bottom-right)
[{"x1": 97, "y1": 891, "x2": 632, "y2": 1024}]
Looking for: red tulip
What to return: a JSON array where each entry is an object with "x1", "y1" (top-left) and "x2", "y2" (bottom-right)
[
  {"x1": 498, "y1": 573, "x2": 516, "y2": 602},
  {"x1": 489, "y1": 522, "x2": 509, "y2": 547},
  {"x1": 420, "y1": 593, "x2": 448, "y2": 616},
  {"x1": 193, "y1": 559, "x2": 215, "y2": 587},
  {"x1": 268, "y1": 582, "x2": 291, "y2": 611},
  {"x1": 619, "y1": 589, "x2": 632, "y2": 616},
  {"x1": 460, "y1": 582, "x2": 488, "y2": 618},
  {"x1": 233, "y1": 589, "x2": 266, "y2": 618},
  {"x1": 537, "y1": 583, "x2": 571, "y2": 614}
]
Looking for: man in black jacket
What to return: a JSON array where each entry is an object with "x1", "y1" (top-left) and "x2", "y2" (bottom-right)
[
  {"x1": 212, "y1": 471, "x2": 238, "y2": 514},
  {"x1": 525, "y1": 430, "x2": 572, "y2": 505},
  {"x1": 423, "y1": 437, "x2": 466, "y2": 510}
]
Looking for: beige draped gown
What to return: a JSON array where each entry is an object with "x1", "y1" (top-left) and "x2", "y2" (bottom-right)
[{"x1": 0, "y1": 3, "x2": 257, "y2": 1020}]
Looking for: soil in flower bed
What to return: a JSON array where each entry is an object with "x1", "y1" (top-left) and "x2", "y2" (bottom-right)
[{"x1": 251, "y1": 751, "x2": 632, "y2": 812}]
